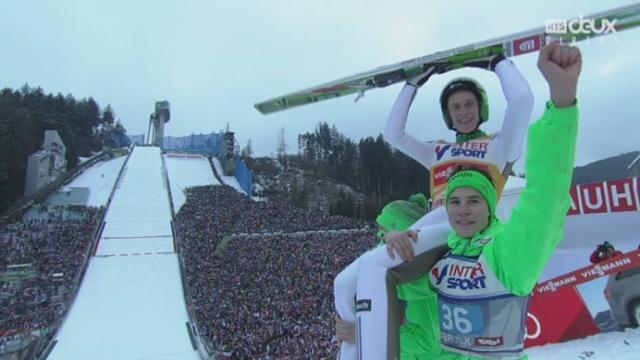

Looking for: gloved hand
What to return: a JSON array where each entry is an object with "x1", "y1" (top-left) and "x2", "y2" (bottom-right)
[
  {"x1": 463, "y1": 53, "x2": 506, "y2": 72},
  {"x1": 407, "y1": 62, "x2": 451, "y2": 88}
]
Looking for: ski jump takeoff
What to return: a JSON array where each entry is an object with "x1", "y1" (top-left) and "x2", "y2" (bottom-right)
[
  {"x1": 334, "y1": 41, "x2": 534, "y2": 360},
  {"x1": 355, "y1": 42, "x2": 581, "y2": 360}
]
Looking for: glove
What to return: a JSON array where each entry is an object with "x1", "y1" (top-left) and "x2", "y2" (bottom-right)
[
  {"x1": 463, "y1": 54, "x2": 506, "y2": 72},
  {"x1": 407, "y1": 62, "x2": 451, "y2": 88}
]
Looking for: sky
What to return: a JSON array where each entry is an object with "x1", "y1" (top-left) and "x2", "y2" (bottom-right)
[{"x1": 2, "y1": 0, "x2": 640, "y2": 174}]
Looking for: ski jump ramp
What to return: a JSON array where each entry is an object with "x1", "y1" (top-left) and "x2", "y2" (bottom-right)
[{"x1": 49, "y1": 146, "x2": 199, "y2": 360}]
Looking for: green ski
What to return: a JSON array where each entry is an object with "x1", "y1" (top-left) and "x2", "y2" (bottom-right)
[{"x1": 255, "y1": 3, "x2": 640, "y2": 115}]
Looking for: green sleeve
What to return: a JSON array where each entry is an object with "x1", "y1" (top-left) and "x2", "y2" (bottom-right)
[{"x1": 485, "y1": 101, "x2": 579, "y2": 295}]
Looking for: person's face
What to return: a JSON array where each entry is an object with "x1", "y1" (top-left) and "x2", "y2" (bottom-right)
[
  {"x1": 446, "y1": 187, "x2": 490, "y2": 238},
  {"x1": 447, "y1": 90, "x2": 480, "y2": 134}
]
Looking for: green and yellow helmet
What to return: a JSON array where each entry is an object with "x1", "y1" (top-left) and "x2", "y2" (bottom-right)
[
  {"x1": 439, "y1": 77, "x2": 489, "y2": 130},
  {"x1": 376, "y1": 193, "x2": 428, "y2": 237}
]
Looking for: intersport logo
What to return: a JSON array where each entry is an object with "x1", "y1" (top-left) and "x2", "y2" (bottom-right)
[
  {"x1": 432, "y1": 262, "x2": 487, "y2": 290},
  {"x1": 435, "y1": 142, "x2": 488, "y2": 161},
  {"x1": 435, "y1": 144, "x2": 452, "y2": 161},
  {"x1": 432, "y1": 264, "x2": 450, "y2": 285}
]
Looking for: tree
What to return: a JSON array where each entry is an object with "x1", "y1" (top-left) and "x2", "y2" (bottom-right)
[
  {"x1": 103, "y1": 105, "x2": 115, "y2": 125},
  {"x1": 241, "y1": 139, "x2": 253, "y2": 158},
  {"x1": 0, "y1": 85, "x2": 130, "y2": 213},
  {"x1": 276, "y1": 127, "x2": 288, "y2": 168}
]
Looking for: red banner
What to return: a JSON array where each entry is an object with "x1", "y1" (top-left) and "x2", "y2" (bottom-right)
[
  {"x1": 525, "y1": 286, "x2": 599, "y2": 347},
  {"x1": 568, "y1": 177, "x2": 639, "y2": 216},
  {"x1": 534, "y1": 249, "x2": 640, "y2": 295}
]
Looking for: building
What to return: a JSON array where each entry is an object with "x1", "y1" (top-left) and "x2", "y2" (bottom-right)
[
  {"x1": 24, "y1": 130, "x2": 67, "y2": 197},
  {"x1": 147, "y1": 101, "x2": 170, "y2": 148}
]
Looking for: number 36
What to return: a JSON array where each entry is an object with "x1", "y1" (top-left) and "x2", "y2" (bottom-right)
[{"x1": 441, "y1": 304, "x2": 473, "y2": 334}]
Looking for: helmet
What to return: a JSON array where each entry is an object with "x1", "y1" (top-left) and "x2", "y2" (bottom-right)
[{"x1": 439, "y1": 77, "x2": 489, "y2": 130}]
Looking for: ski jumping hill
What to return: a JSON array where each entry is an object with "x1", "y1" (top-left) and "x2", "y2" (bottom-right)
[{"x1": 48, "y1": 146, "x2": 199, "y2": 360}]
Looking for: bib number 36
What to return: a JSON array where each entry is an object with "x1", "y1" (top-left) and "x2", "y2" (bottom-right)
[{"x1": 440, "y1": 303, "x2": 483, "y2": 335}]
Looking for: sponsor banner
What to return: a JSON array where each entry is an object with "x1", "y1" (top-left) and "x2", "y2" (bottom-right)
[
  {"x1": 535, "y1": 249, "x2": 640, "y2": 295},
  {"x1": 165, "y1": 152, "x2": 204, "y2": 159},
  {"x1": 512, "y1": 34, "x2": 543, "y2": 55},
  {"x1": 568, "y1": 177, "x2": 639, "y2": 216},
  {"x1": 432, "y1": 161, "x2": 491, "y2": 187},
  {"x1": 525, "y1": 286, "x2": 599, "y2": 347}
]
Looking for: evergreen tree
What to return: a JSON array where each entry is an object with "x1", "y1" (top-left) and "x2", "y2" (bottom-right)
[
  {"x1": 241, "y1": 139, "x2": 253, "y2": 158},
  {"x1": 0, "y1": 85, "x2": 130, "y2": 213}
]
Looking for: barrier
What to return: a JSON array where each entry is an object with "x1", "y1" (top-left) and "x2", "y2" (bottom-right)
[
  {"x1": 234, "y1": 156, "x2": 253, "y2": 195},
  {"x1": 163, "y1": 133, "x2": 224, "y2": 156}
]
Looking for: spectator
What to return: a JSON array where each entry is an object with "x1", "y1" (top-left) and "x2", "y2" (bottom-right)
[{"x1": 590, "y1": 241, "x2": 623, "y2": 264}]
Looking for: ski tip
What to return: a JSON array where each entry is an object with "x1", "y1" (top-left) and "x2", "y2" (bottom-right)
[
  {"x1": 253, "y1": 103, "x2": 268, "y2": 115},
  {"x1": 254, "y1": 101, "x2": 281, "y2": 115}
]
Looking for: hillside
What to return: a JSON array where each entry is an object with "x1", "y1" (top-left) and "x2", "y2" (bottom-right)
[
  {"x1": 573, "y1": 151, "x2": 640, "y2": 184},
  {"x1": 249, "y1": 150, "x2": 640, "y2": 221}
]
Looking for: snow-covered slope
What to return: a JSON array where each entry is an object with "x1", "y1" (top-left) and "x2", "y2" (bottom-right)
[
  {"x1": 528, "y1": 327, "x2": 640, "y2": 359},
  {"x1": 164, "y1": 153, "x2": 218, "y2": 212}
]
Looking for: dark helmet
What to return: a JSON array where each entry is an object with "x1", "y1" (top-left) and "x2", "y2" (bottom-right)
[{"x1": 439, "y1": 77, "x2": 489, "y2": 130}]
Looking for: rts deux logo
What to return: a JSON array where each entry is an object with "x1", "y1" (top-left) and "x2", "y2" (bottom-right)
[{"x1": 546, "y1": 16, "x2": 617, "y2": 36}]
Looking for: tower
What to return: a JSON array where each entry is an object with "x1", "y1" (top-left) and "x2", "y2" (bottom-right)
[{"x1": 147, "y1": 101, "x2": 170, "y2": 148}]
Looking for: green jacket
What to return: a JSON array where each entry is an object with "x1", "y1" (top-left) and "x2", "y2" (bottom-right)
[{"x1": 401, "y1": 101, "x2": 579, "y2": 359}]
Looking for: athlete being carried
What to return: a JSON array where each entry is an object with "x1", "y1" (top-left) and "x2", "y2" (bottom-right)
[{"x1": 334, "y1": 51, "x2": 534, "y2": 360}]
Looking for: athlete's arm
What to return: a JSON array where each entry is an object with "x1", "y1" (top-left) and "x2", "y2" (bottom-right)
[
  {"x1": 485, "y1": 44, "x2": 581, "y2": 295},
  {"x1": 383, "y1": 83, "x2": 437, "y2": 169},
  {"x1": 493, "y1": 58, "x2": 535, "y2": 166}
]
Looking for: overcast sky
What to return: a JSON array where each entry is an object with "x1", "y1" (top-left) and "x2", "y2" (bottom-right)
[{"x1": 2, "y1": 0, "x2": 639, "y2": 174}]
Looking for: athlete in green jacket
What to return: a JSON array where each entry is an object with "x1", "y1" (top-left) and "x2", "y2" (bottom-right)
[{"x1": 365, "y1": 42, "x2": 581, "y2": 359}]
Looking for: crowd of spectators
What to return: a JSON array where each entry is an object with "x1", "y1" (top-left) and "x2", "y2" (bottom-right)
[
  {"x1": 177, "y1": 185, "x2": 367, "y2": 238},
  {"x1": 176, "y1": 185, "x2": 377, "y2": 359},
  {"x1": 0, "y1": 205, "x2": 102, "y2": 353}
]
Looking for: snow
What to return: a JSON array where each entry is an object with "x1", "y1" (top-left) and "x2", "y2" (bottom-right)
[
  {"x1": 164, "y1": 153, "x2": 218, "y2": 212},
  {"x1": 98, "y1": 148, "x2": 173, "y2": 242},
  {"x1": 50, "y1": 255, "x2": 197, "y2": 360},
  {"x1": 211, "y1": 157, "x2": 246, "y2": 195},
  {"x1": 503, "y1": 175, "x2": 526, "y2": 191},
  {"x1": 50, "y1": 146, "x2": 198, "y2": 360},
  {"x1": 59, "y1": 155, "x2": 127, "y2": 206},
  {"x1": 527, "y1": 327, "x2": 640, "y2": 359}
]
